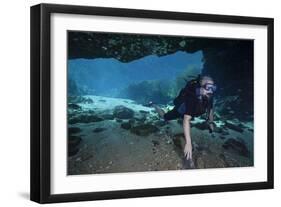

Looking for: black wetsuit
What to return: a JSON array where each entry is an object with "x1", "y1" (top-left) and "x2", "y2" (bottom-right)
[{"x1": 163, "y1": 81, "x2": 213, "y2": 121}]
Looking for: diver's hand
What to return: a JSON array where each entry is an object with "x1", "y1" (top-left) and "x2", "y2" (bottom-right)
[{"x1": 184, "y1": 142, "x2": 192, "y2": 160}]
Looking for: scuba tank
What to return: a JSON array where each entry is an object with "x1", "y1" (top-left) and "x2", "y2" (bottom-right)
[{"x1": 173, "y1": 74, "x2": 201, "y2": 107}]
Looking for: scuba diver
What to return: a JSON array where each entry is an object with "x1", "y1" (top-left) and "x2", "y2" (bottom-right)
[{"x1": 149, "y1": 75, "x2": 216, "y2": 167}]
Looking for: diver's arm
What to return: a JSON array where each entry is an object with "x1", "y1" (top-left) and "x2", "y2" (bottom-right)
[
  {"x1": 208, "y1": 108, "x2": 214, "y2": 122},
  {"x1": 183, "y1": 114, "x2": 192, "y2": 160},
  {"x1": 207, "y1": 96, "x2": 214, "y2": 122},
  {"x1": 207, "y1": 108, "x2": 215, "y2": 132}
]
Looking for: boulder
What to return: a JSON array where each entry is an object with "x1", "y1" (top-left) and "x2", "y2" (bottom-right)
[
  {"x1": 120, "y1": 122, "x2": 132, "y2": 130},
  {"x1": 115, "y1": 119, "x2": 123, "y2": 123},
  {"x1": 113, "y1": 105, "x2": 135, "y2": 119},
  {"x1": 101, "y1": 114, "x2": 115, "y2": 120}
]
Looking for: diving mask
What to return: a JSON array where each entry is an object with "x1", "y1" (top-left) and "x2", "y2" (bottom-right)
[{"x1": 203, "y1": 83, "x2": 217, "y2": 93}]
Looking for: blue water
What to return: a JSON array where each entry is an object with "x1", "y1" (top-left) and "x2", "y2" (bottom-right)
[{"x1": 68, "y1": 51, "x2": 203, "y2": 96}]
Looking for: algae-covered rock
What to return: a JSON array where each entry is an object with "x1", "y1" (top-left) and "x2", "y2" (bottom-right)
[
  {"x1": 222, "y1": 138, "x2": 249, "y2": 157},
  {"x1": 130, "y1": 124, "x2": 159, "y2": 136},
  {"x1": 193, "y1": 121, "x2": 208, "y2": 131},
  {"x1": 120, "y1": 122, "x2": 132, "y2": 130},
  {"x1": 101, "y1": 114, "x2": 115, "y2": 120},
  {"x1": 68, "y1": 103, "x2": 81, "y2": 110},
  {"x1": 172, "y1": 133, "x2": 185, "y2": 155},
  {"x1": 193, "y1": 153, "x2": 227, "y2": 169},
  {"x1": 219, "y1": 153, "x2": 240, "y2": 167},
  {"x1": 152, "y1": 140, "x2": 160, "y2": 146},
  {"x1": 68, "y1": 135, "x2": 82, "y2": 156},
  {"x1": 68, "y1": 127, "x2": 81, "y2": 134},
  {"x1": 68, "y1": 96, "x2": 93, "y2": 104},
  {"x1": 93, "y1": 127, "x2": 106, "y2": 133},
  {"x1": 221, "y1": 130, "x2": 230, "y2": 136},
  {"x1": 113, "y1": 105, "x2": 135, "y2": 119},
  {"x1": 195, "y1": 157, "x2": 205, "y2": 169},
  {"x1": 139, "y1": 110, "x2": 149, "y2": 114},
  {"x1": 154, "y1": 120, "x2": 167, "y2": 127},
  {"x1": 115, "y1": 119, "x2": 123, "y2": 123},
  {"x1": 224, "y1": 121, "x2": 244, "y2": 133},
  {"x1": 69, "y1": 114, "x2": 103, "y2": 124}
]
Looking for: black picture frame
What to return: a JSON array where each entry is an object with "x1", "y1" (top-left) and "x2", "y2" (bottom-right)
[{"x1": 30, "y1": 3, "x2": 274, "y2": 204}]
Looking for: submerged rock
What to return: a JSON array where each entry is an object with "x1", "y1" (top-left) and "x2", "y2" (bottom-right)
[
  {"x1": 195, "y1": 144, "x2": 210, "y2": 152},
  {"x1": 115, "y1": 119, "x2": 123, "y2": 123},
  {"x1": 101, "y1": 114, "x2": 115, "y2": 120},
  {"x1": 154, "y1": 120, "x2": 166, "y2": 127},
  {"x1": 69, "y1": 114, "x2": 103, "y2": 124},
  {"x1": 177, "y1": 119, "x2": 183, "y2": 125},
  {"x1": 128, "y1": 119, "x2": 136, "y2": 124},
  {"x1": 121, "y1": 122, "x2": 132, "y2": 130},
  {"x1": 224, "y1": 121, "x2": 244, "y2": 133},
  {"x1": 80, "y1": 153, "x2": 93, "y2": 162},
  {"x1": 139, "y1": 110, "x2": 149, "y2": 114},
  {"x1": 68, "y1": 103, "x2": 81, "y2": 110},
  {"x1": 93, "y1": 127, "x2": 106, "y2": 133},
  {"x1": 213, "y1": 126, "x2": 223, "y2": 133},
  {"x1": 221, "y1": 130, "x2": 230, "y2": 136},
  {"x1": 130, "y1": 124, "x2": 159, "y2": 136},
  {"x1": 136, "y1": 116, "x2": 147, "y2": 123},
  {"x1": 172, "y1": 133, "x2": 185, "y2": 154},
  {"x1": 68, "y1": 136, "x2": 82, "y2": 156},
  {"x1": 68, "y1": 96, "x2": 93, "y2": 104},
  {"x1": 113, "y1": 105, "x2": 135, "y2": 119},
  {"x1": 193, "y1": 122, "x2": 208, "y2": 131},
  {"x1": 222, "y1": 138, "x2": 249, "y2": 157},
  {"x1": 152, "y1": 140, "x2": 160, "y2": 146},
  {"x1": 84, "y1": 98, "x2": 94, "y2": 104},
  {"x1": 193, "y1": 152, "x2": 227, "y2": 169},
  {"x1": 195, "y1": 156, "x2": 205, "y2": 169},
  {"x1": 219, "y1": 153, "x2": 240, "y2": 167},
  {"x1": 248, "y1": 128, "x2": 254, "y2": 132},
  {"x1": 68, "y1": 127, "x2": 81, "y2": 134},
  {"x1": 238, "y1": 123, "x2": 247, "y2": 129},
  {"x1": 69, "y1": 135, "x2": 82, "y2": 147},
  {"x1": 68, "y1": 148, "x2": 79, "y2": 157}
]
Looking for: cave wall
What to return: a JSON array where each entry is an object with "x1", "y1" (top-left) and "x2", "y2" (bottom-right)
[
  {"x1": 68, "y1": 32, "x2": 201, "y2": 61},
  {"x1": 201, "y1": 40, "x2": 254, "y2": 119}
]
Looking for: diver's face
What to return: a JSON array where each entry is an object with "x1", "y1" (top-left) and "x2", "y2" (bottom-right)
[{"x1": 200, "y1": 79, "x2": 215, "y2": 99}]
